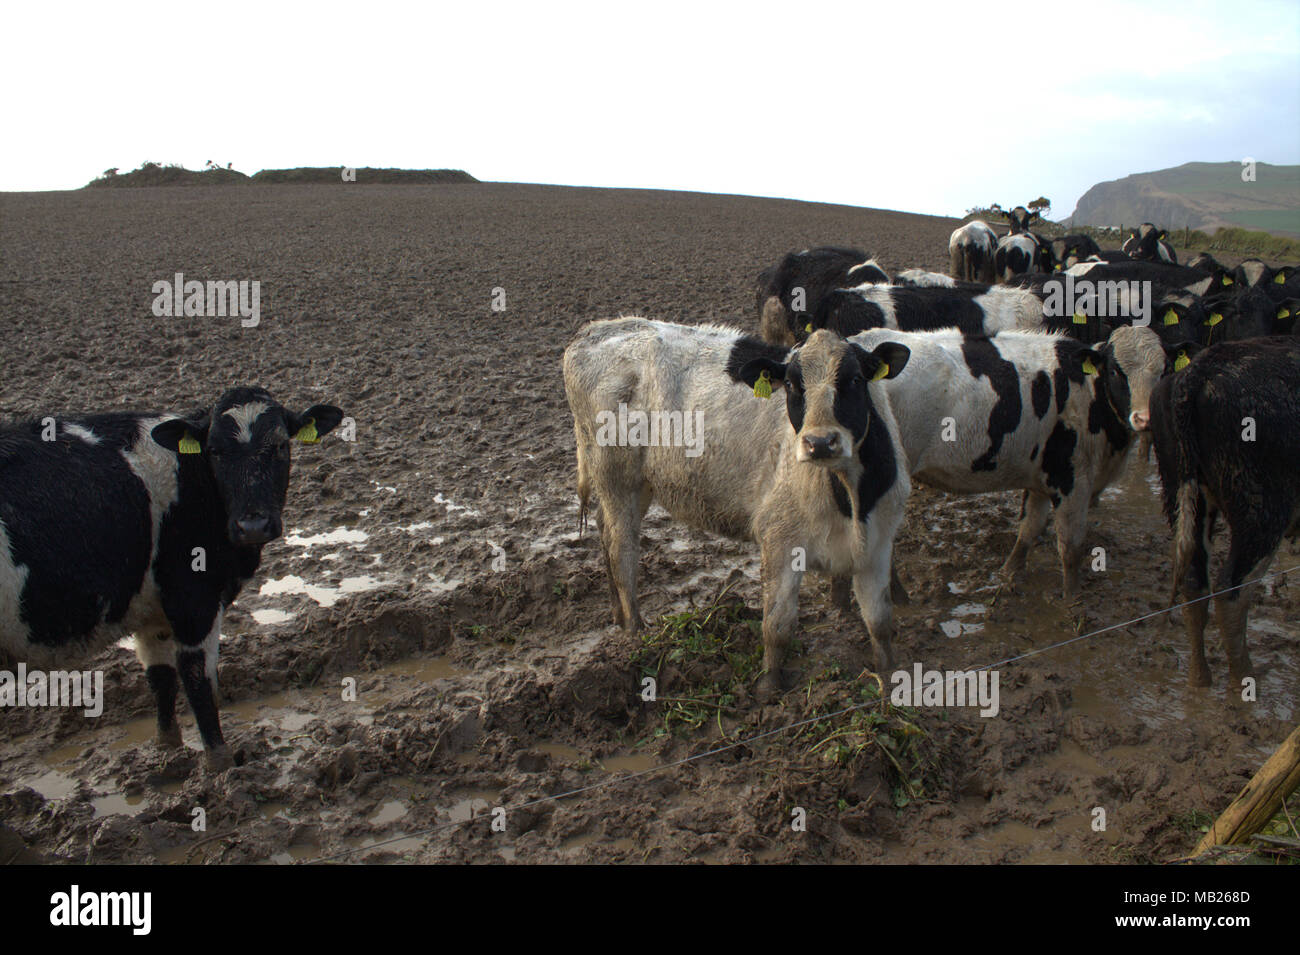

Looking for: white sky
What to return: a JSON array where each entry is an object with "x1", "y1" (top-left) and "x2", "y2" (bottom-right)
[{"x1": 3, "y1": 0, "x2": 1298, "y2": 219}]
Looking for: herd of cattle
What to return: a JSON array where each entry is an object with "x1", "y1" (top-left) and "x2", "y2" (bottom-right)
[
  {"x1": 1, "y1": 210, "x2": 1297, "y2": 774},
  {"x1": 566, "y1": 210, "x2": 1299, "y2": 701}
]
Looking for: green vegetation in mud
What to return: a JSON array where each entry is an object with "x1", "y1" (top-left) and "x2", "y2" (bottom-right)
[
  {"x1": 634, "y1": 596, "x2": 764, "y2": 735},
  {"x1": 633, "y1": 597, "x2": 941, "y2": 811},
  {"x1": 1181, "y1": 790, "x2": 1300, "y2": 865}
]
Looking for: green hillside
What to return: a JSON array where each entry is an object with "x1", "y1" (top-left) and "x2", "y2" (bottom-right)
[{"x1": 1068, "y1": 161, "x2": 1300, "y2": 237}]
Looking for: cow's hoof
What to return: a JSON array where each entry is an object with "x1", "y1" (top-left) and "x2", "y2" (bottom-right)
[
  {"x1": 755, "y1": 670, "x2": 786, "y2": 703},
  {"x1": 155, "y1": 725, "x2": 183, "y2": 749},
  {"x1": 204, "y1": 747, "x2": 235, "y2": 773}
]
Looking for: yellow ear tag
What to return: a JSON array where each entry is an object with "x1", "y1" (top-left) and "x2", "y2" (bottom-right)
[
  {"x1": 1174, "y1": 351, "x2": 1190, "y2": 372},
  {"x1": 1081, "y1": 357, "x2": 1098, "y2": 376},
  {"x1": 1072, "y1": 312, "x2": 1087, "y2": 325},
  {"x1": 1223, "y1": 276, "x2": 1233, "y2": 285},
  {"x1": 1208, "y1": 312, "x2": 1223, "y2": 326},
  {"x1": 1275, "y1": 273, "x2": 1286, "y2": 284},
  {"x1": 871, "y1": 362, "x2": 890, "y2": 381},
  {"x1": 294, "y1": 418, "x2": 320, "y2": 444},
  {"x1": 177, "y1": 433, "x2": 201, "y2": 455},
  {"x1": 1162, "y1": 308, "x2": 1179, "y2": 326},
  {"x1": 753, "y1": 370, "x2": 773, "y2": 400},
  {"x1": 804, "y1": 323, "x2": 813, "y2": 333},
  {"x1": 1279, "y1": 308, "x2": 1291, "y2": 319}
]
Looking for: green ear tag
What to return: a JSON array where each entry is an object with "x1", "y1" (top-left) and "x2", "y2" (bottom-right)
[
  {"x1": 1082, "y1": 357, "x2": 1098, "y2": 376},
  {"x1": 1208, "y1": 312, "x2": 1223, "y2": 326},
  {"x1": 804, "y1": 322, "x2": 813, "y2": 333},
  {"x1": 753, "y1": 370, "x2": 772, "y2": 400},
  {"x1": 1274, "y1": 272, "x2": 1286, "y2": 284},
  {"x1": 871, "y1": 362, "x2": 890, "y2": 381},
  {"x1": 1162, "y1": 308, "x2": 1179, "y2": 326},
  {"x1": 177, "y1": 433, "x2": 201, "y2": 455},
  {"x1": 1072, "y1": 312, "x2": 1087, "y2": 325},
  {"x1": 1174, "y1": 350, "x2": 1190, "y2": 372},
  {"x1": 294, "y1": 418, "x2": 320, "y2": 444}
]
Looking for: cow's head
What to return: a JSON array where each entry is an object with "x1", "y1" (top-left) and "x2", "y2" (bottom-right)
[
  {"x1": 151, "y1": 388, "x2": 344, "y2": 546},
  {"x1": 737, "y1": 330, "x2": 909, "y2": 466},
  {"x1": 1086, "y1": 325, "x2": 1199, "y2": 432},
  {"x1": 1006, "y1": 206, "x2": 1037, "y2": 234}
]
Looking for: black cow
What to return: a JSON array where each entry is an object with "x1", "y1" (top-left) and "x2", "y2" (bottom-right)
[
  {"x1": 0, "y1": 388, "x2": 344, "y2": 769},
  {"x1": 1149, "y1": 337, "x2": 1300, "y2": 686},
  {"x1": 756, "y1": 247, "x2": 887, "y2": 345}
]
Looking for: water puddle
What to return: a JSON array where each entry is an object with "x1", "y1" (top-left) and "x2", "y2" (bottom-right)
[{"x1": 259, "y1": 574, "x2": 384, "y2": 607}]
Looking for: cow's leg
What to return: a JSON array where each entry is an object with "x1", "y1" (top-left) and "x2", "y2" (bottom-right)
[
  {"x1": 829, "y1": 575, "x2": 853, "y2": 612},
  {"x1": 1052, "y1": 492, "x2": 1091, "y2": 602},
  {"x1": 852, "y1": 551, "x2": 896, "y2": 674},
  {"x1": 602, "y1": 486, "x2": 648, "y2": 633},
  {"x1": 1181, "y1": 504, "x2": 1214, "y2": 687},
  {"x1": 759, "y1": 547, "x2": 802, "y2": 683},
  {"x1": 174, "y1": 615, "x2": 232, "y2": 771},
  {"x1": 1214, "y1": 524, "x2": 1279, "y2": 688},
  {"x1": 890, "y1": 563, "x2": 910, "y2": 605},
  {"x1": 1002, "y1": 491, "x2": 1051, "y2": 579},
  {"x1": 134, "y1": 631, "x2": 182, "y2": 749}
]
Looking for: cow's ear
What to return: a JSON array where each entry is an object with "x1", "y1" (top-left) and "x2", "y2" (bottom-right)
[
  {"x1": 738, "y1": 358, "x2": 787, "y2": 399},
  {"x1": 1164, "y1": 342, "x2": 1201, "y2": 371},
  {"x1": 152, "y1": 412, "x2": 210, "y2": 455},
  {"x1": 1077, "y1": 348, "x2": 1106, "y2": 377},
  {"x1": 287, "y1": 405, "x2": 344, "y2": 443},
  {"x1": 852, "y1": 342, "x2": 910, "y2": 381},
  {"x1": 1158, "y1": 302, "x2": 1189, "y2": 327},
  {"x1": 1276, "y1": 299, "x2": 1298, "y2": 322}
]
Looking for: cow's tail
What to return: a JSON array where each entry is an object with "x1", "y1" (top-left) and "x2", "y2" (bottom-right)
[{"x1": 1167, "y1": 375, "x2": 1203, "y2": 606}]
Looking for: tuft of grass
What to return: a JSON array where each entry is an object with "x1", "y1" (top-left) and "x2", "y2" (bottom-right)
[
  {"x1": 633, "y1": 594, "x2": 763, "y2": 736},
  {"x1": 794, "y1": 669, "x2": 937, "y2": 808}
]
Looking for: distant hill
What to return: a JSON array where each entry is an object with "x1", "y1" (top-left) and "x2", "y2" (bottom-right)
[
  {"x1": 251, "y1": 167, "x2": 477, "y2": 184},
  {"x1": 87, "y1": 163, "x2": 252, "y2": 188},
  {"x1": 85, "y1": 163, "x2": 476, "y2": 188},
  {"x1": 1067, "y1": 162, "x2": 1300, "y2": 237}
]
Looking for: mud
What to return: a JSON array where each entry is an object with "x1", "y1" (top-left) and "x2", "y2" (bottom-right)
[{"x1": 0, "y1": 183, "x2": 1295, "y2": 864}]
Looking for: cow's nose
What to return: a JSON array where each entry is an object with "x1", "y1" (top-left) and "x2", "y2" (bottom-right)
[
  {"x1": 801, "y1": 433, "x2": 841, "y2": 459},
  {"x1": 1130, "y1": 410, "x2": 1149, "y2": 431},
  {"x1": 233, "y1": 515, "x2": 276, "y2": 544}
]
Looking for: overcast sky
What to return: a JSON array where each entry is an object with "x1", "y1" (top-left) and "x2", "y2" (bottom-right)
[{"x1": 3, "y1": 0, "x2": 1297, "y2": 220}]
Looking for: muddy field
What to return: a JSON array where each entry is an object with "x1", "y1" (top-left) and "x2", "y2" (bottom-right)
[{"x1": 0, "y1": 182, "x2": 1295, "y2": 864}]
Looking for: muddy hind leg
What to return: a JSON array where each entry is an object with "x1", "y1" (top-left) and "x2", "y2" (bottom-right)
[
  {"x1": 1179, "y1": 505, "x2": 1214, "y2": 688},
  {"x1": 1213, "y1": 521, "x2": 1281, "y2": 690},
  {"x1": 1002, "y1": 491, "x2": 1051, "y2": 580},
  {"x1": 598, "y1": 485, "x2": 650, "y2": 633}
]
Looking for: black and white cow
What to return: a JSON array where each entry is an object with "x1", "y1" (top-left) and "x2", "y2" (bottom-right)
[
  {"x1": 812, "y1": 283, "x2": 1045, "y2": 338},
  {"x1": 0, "y1": 389, "x2": 345, "y2": 769},
  {"x1": 1051, "y1": 234, "x2": 1102, "y2": 269},
  {"x1": 1187, "y1": 252, "x2": 1224, "y2": 275},
  {"x1": 1232, "y1": 257, "x2": 1296, "y2": 290},
  {"x1": 1065, "y1": 259, "x2": 1233, "y2": 299},
  {"x1": 1149, "y1": 337, "x2": 1300, "y2": 686},
  {"x1": 1005, "y1": 206, "x2": 1038, "y2": 235},
  {"x1": 1123, "y1": 223, "x2": 1177, "y2": 264},
  {"x1": 995, "y1": 232, "x2": 1043, "y2": 282},
  {"x1": 949, "y1": 220, "x2": 999, "y2": 284},
  {"x1": 757, "y1": 247, "x2": 888, "y2": 346},
  {"x1": 846, "y1": 326, "x2": 1183, "y2": 599},
  {"x1": 564, "y1": 318, "x2": 911, "y2": 680}
]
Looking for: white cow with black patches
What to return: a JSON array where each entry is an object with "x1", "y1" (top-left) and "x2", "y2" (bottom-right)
[
  {"x1": 845, "y1": 325, "x2": 1183, "y2": 599},
  {"x1": 0, "y1": 387, "x2": 344, "y2": 770},
  {"x1": 564, "y1": 318, "x2": 912, "y2": 681}
]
